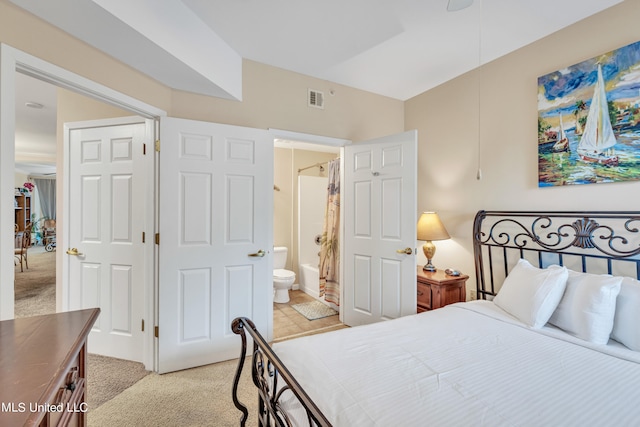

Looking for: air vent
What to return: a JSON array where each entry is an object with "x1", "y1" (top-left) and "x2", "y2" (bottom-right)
[{"x1": 308, "y1": 89, "x2": 324, "y2": 109}]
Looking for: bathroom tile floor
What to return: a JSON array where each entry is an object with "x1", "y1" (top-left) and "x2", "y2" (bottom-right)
[{"x1": 273, "y1": 290, "x2": 347, "y2": 342}]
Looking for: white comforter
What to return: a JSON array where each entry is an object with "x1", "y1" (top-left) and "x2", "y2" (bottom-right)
[{"x1": 272, "y1": 301, "x2": 640, "y2": 427}]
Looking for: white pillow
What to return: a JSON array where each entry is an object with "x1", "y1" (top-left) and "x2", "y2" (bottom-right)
[
  {"x1": 548, "y1": 270, "x2": 622, "y2": 345},
  {"x1": 611, "y1": 277, "x2": 640, "y2": 351},
  {"x1": 493, "y1": 259, "x2": 568, "y2": 328}
]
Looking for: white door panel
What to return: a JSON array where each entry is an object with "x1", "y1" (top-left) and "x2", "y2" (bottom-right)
[
  {"x1": 158, "y1": 117, "x2": 273, "y2": 374},
  {"x1": 67, "y1": 120, "x2": 148, "y2": 362},
  {"x1": 343, "y1": 130, "x2": 417, "y2": 326}
]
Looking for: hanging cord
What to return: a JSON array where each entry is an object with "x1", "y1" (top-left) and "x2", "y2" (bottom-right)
[{"x1": 476, "y1": 0, "x2": 483, "y2": 180}]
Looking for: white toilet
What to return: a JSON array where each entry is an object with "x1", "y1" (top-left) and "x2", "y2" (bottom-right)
[{"x1": 273, "y1": 246, "x2": 296, "y2": 303}]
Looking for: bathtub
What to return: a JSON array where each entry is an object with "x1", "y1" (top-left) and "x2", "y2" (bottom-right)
[
  {"x1": 299, "y1": 263, "x2": 320, "y2": 298},
  {"x1": 299, "y1": 263, "x2": 340, "y2": 312}
]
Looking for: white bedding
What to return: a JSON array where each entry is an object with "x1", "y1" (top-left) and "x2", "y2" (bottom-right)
[{"x1": 272, "y1": 301, "x2": 640, "y2": 426}]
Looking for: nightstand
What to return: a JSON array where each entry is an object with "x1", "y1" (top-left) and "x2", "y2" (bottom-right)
[{"x1": 416, "y1": 266, "x2": 468, "y2": 312}]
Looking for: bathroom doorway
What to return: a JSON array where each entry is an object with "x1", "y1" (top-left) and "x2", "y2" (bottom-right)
[{"x1": 272, "y1": 137, "x2": 345, "y2": 341}]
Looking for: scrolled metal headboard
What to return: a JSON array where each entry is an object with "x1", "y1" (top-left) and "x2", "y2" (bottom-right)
[{"x1": 472, "y1": 211, "x2": 640, "y2": 300}]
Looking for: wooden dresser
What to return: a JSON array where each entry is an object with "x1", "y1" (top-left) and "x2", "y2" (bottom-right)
[
  {"x1": 417, "y1": 267, "x2": 468, "y2": 312},
  {"x1": 0, "y1": 308, "x2": 100, "y2": 427}
]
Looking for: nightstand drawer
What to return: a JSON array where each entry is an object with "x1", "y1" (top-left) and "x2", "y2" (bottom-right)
[{"x1": 417, "y1": 281, "x2": 431, "y2": 312}]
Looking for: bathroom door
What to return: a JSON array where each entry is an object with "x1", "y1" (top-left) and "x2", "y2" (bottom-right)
[
  {"x1": 342, "y1": 130, "x2": 417, "y2": 327},
  {"x1": 157, "y1": 117, "x2": 273, "y2": 374}
]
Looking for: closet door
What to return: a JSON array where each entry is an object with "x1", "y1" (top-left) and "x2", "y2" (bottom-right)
[{"x1": 157, "y1": 117, "x2": 273, "y2": 373}]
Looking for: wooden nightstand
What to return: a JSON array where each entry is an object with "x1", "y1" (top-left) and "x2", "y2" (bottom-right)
[{"x1": 417, "y1": 266, "x2": 468, "y2": 312}]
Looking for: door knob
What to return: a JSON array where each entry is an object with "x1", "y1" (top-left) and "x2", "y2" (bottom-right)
[
  {"x1": 248, "y1": 249, "x2": 266, "y2": 257},
  {"x1": 396, "y1": 247, "x2": 413, "y2": 255},
  {"x1": 66, "y1": 248, "x2": 83, "y2": 256}
]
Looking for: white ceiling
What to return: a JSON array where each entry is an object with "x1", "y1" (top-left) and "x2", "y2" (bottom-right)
[
  {"x1": 15, "y1": 73, "x2": 57, "y2": 176},
  {"x1": 10, "y1": 0, "x2": 622, "y2": 101},
  {"x1": 11, "y1": 0, "x2": 623, "y2": 174}
]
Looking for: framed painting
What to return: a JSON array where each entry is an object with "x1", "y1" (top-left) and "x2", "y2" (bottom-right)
[{"x1": 537, "y1": 40, "x2": 640, "y2": 187}]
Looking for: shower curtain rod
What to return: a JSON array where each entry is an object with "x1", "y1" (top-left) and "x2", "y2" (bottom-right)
[{"x1": 298, "y1": 161, "x2": 328, "y2": 173}]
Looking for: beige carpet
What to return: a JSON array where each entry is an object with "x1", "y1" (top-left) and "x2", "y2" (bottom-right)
[
  {"x1": 14, "y1": 248, "x2": 56, "y2": 318},
  {"x1": 87, "y1": 354, "x2": 150, "y2": 410},
  {"x1": 88, "y1": 358, "x2": 258, "y2": 426}
]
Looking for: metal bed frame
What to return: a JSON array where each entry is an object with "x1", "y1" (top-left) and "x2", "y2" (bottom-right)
[
  {"x1": 473, "y1": 210, "x2": 640, "y2": 299},
  {"x1": 232, "y1": 210, "x2": 640, "y2": 427}
]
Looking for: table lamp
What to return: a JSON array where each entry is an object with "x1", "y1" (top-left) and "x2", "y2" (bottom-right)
[{"x1": 417, "y1": 211, "x2": 450, "y2": 272}]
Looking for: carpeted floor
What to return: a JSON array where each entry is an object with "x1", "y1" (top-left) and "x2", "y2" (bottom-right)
[
  {"x1": 88, "y1": 358, "x2": 258, "y2": 426},
  {"x1": 14, "y1": 247, "x2": 56, "y2": 318}
]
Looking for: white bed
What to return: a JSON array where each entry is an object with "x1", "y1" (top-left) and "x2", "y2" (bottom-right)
[
  {"x1": 232, "y1": 211, "x2": 640, "y2": 427},
  {"x1": 273, "y1": 300, "x2": 640, "y2": 426}
]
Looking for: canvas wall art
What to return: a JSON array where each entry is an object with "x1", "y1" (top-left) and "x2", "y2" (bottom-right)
[{"x1": 537, "y1": 40, "x2": 640, "y2": 187}]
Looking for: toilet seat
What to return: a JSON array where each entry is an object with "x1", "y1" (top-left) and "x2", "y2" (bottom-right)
[{"x1": 274, "y1": 269, "x2": 295, "y2": 280}]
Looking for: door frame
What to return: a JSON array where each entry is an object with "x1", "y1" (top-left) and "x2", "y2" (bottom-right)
[
  {"x1": 270, "y1": 128, "x2": 351, "y2": 322},
  {"x1": 0, "y1": 44, "x2": 165, "y2": 370}
]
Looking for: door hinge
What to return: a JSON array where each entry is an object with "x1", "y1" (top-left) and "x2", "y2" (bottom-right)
[
  {"x1": 154, "y1": 326, "x2": 159, "y2": 338},
  {"x1": 142, "y1": 231, "x2": 145, "y2": 243},
  {"x1": 155, "y1": 233, "x2": 160, "y2": 245},
  {"x1": 155, "y1": 139, "x2": 160, "y2": 152},
  {"x1": 141, "y1": 319, "x2": 145, "y2": 332},
  {"x1": 143, "y1": 143, "x2": 146, "y2": 155}
]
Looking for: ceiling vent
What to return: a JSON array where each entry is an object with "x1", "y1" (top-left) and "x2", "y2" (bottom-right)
[{"x1": 308, "y1": 89, "x2": 325, "y2": 109}]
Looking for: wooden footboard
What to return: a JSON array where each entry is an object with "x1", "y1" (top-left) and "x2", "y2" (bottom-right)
[{"x1": 231, "y1": 317, "x2": 332, "y2": 427}]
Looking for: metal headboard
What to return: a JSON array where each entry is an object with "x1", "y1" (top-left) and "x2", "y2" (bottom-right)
[{"x1": 472, "y1": 211, "x2": 640, "y2": 300}]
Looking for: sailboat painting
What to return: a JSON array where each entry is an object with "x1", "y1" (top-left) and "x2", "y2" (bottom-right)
[{"x1": 538, "y1": 39, "x2": 640, "y2": 187}]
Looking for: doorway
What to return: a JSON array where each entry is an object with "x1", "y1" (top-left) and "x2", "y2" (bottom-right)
[
  {"x1": 272, "y1": 135, "x2": 345, "y2": 341},
  {"x1": 13, "y1": 73, "x2": 57, "y2": 318},
  {"x1": 1, "y1": 45, "x2": 163, "y2": 370}
]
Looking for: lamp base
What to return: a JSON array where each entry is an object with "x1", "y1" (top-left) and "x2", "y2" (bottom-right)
[
  {"x1": 422, "y1": 242, "x2": 437, "y2": 272},
  {"x1": 423, "y1": 261, "x2": 436, "y2": 272}
]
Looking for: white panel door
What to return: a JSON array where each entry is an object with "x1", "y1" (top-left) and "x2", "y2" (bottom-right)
[
  {"x1": 158, "y1": 117, "x2": 273, "y2": 374},
  {"x1": 342, "y1": 130, "x2": 417, "y2": 326},
  {"x1": 67, "y1": 120, "x2": 148, "y2": 362}
]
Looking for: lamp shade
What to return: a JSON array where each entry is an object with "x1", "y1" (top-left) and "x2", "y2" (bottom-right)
[{"x1": 417, "y1": 212, "x2": 450, "y2": 241}]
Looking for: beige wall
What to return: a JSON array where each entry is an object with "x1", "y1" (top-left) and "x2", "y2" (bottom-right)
[
  {"x1": 274, "y1": 147, "x2": 338, "y2": 277},
  {"x1": 405, "y1": 0, "x2": 640, "y2": 294},
  {"x1": 171, "y1": 60, "x2": 404, "y2": 142}
]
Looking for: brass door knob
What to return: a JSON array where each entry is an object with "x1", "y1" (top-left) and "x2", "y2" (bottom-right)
[
  {"x1": 66, "y1": 248, "x2": 83, "y2": 256},
  {"x1": 396, "y1": 247, "x2": 413, "y2": 255},
  {"x1": 248, "y1": 249, "x2": 266, "y2": 257}
]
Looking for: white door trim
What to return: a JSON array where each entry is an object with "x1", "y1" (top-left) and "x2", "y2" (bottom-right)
[{"x1": 0, "y1": 44, "x2": 165, "y2": 371}]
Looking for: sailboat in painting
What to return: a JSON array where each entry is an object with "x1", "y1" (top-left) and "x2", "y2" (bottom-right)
[
  {"x1": 577, "y1": 64, "x2": 619, "y2": 166},
  {"x1": 552, "y1": 115, "x2": 569, "y2": 152}
]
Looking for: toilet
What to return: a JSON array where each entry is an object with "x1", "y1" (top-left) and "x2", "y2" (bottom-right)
[{"x1": 273, "y1": 246, "x2": 296, "y2": 303}]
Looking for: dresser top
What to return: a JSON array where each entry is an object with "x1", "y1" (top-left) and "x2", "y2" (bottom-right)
[{"x1": 0, "y1": 308, "x2": 100, "y2": 426}]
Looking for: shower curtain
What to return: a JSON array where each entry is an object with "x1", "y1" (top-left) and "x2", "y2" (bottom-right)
[{"x1": 319, "y1": 159, "x2": 340, "y2": 306}]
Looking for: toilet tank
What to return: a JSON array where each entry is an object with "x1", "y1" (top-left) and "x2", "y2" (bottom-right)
[{"x1": 273, "y1": 246, "x2": 288, "y2": 269}]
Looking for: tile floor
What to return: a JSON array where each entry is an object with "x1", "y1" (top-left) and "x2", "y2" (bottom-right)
[{"x1": 273, "y1": 290, "x2": 345, "y2": 342}]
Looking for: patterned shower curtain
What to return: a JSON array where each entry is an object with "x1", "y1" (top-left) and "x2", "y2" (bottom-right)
[{"x1": 319, "y1": 159, "x2": 340, "y2": 306}]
